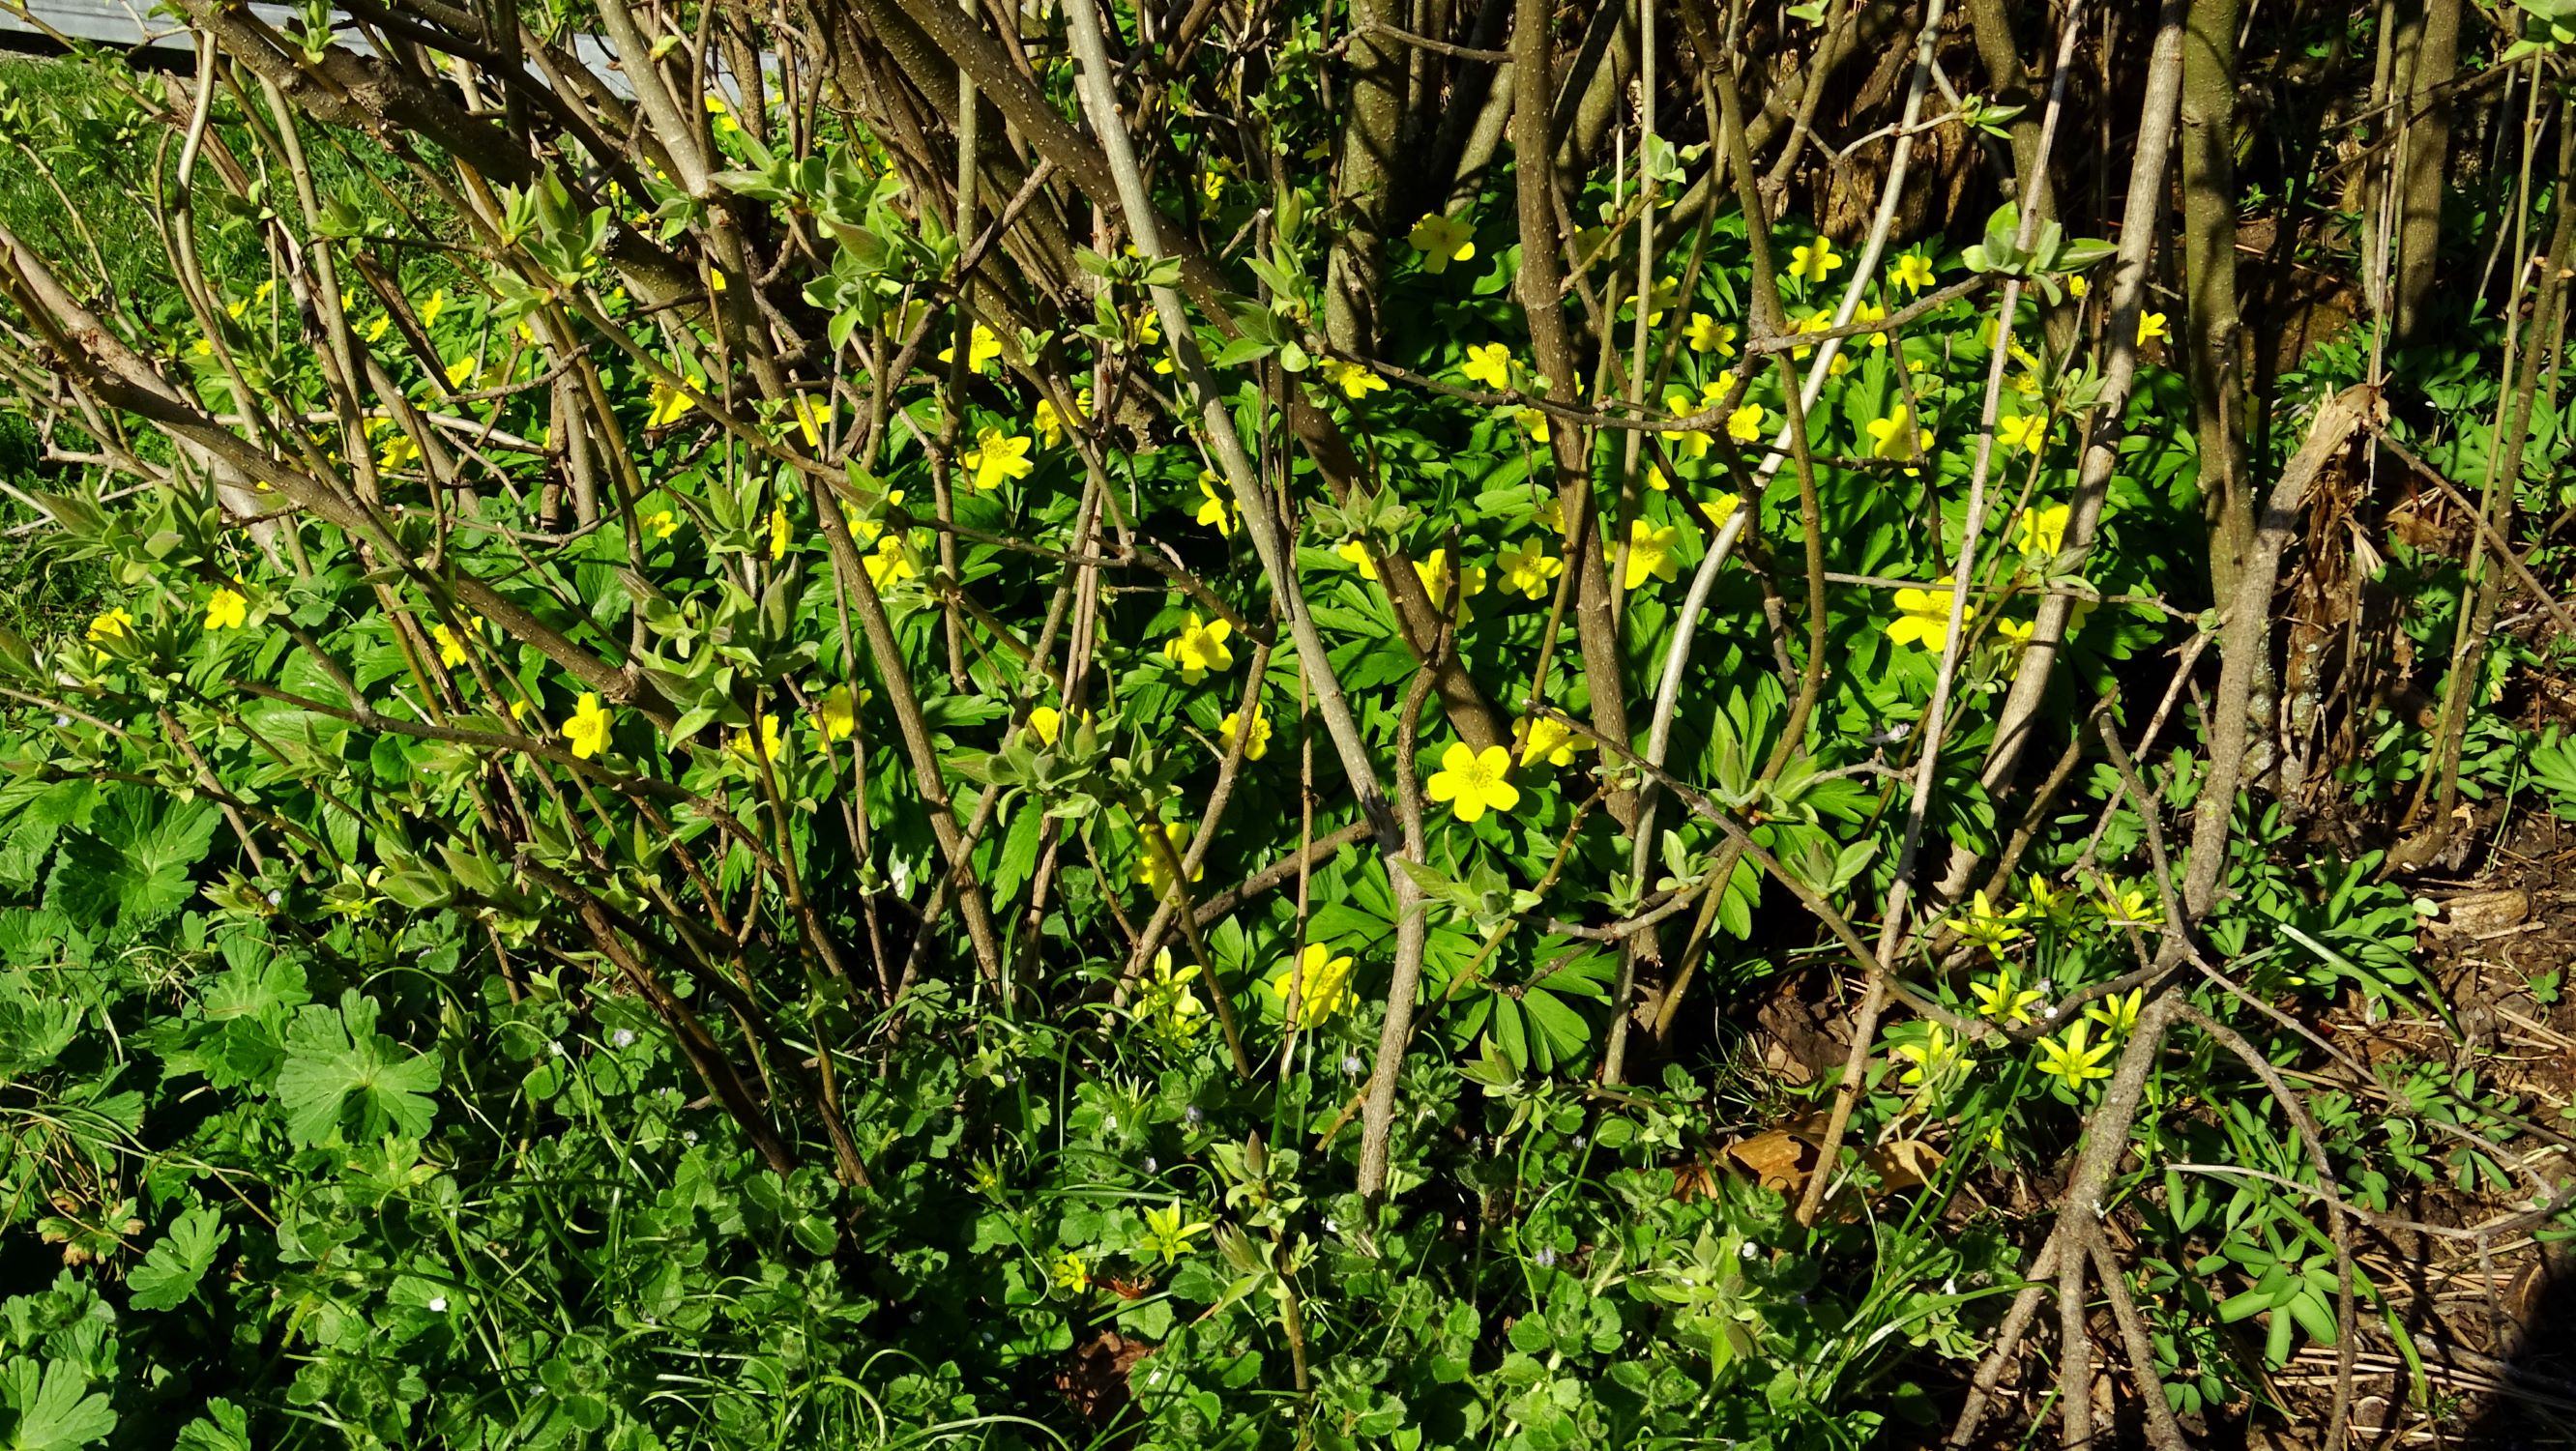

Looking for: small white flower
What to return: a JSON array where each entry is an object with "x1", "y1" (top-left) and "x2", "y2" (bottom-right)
[
  {"x1": 548, "y1": 1040, "x2": 566, "y2": 1057},
  {"x1": 427, "y1": 1294, "x2": 448, "y2": 1313},
  {"x1": 611, "y1": 1028, "x2": 636, "y2": 1048}
]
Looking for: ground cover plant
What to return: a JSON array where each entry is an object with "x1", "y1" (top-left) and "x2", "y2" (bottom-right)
[{"x1": 0, "y1": 0, "x2": 2571, "y2": 1442}]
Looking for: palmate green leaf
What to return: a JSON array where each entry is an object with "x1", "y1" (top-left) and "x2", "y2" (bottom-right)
[
  {"x1": 170, "y1": 1401, "x2": 249, "y2": 1451},
  {"x1": 127, "y1": 1204, "x2": 230, "y2": 1311},
  {"x1": 43, "y1": 791, "x2": 220, "y2": 941},
  {"x1": 274, "y1": 991, "x2": 443, "y2": 1147},
  {"x1": 1, "y1": 1359, "x2": 114, "y2": 1451}
]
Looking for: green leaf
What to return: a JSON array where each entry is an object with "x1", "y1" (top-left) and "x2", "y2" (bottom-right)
[
  {"x1": 128, "y1": 1204, "x2": 230, "y2": 1311},
  {"x1": 275, "y1": 991, "x2": 443, "y2": 1147},
  {"x1": 171, "y1": 1401, "x2": 249, "y2": 1451},
  {"x1": 4, "y1": 1360, "x2": 114, "y2": 1451},
  {"x1": 44, "y1": 793, "x2": 220, "y2": 941}
]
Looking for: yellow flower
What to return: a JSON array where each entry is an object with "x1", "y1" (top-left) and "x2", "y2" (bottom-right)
[
  {"x1": 938, "y1": 323, "x2": 1003, "y2": 373},
  {"x1": 1699, "y1": 491, "x2": 1742, "y2": 531},
  {"x1": 1425, "y1": 741, "x2": 1519, "y2": 823},
  {"x1": 1854, "y1": 301, "x2": 1889, "y2": 347},
  {"x1": 1894, "y1": 1023, "x2": 1963, "y2": 1090},
  {"x1": 1026, "y1": 705, "x2": 1062, "y2": 745},
  {"x1": 1624, "y1": 518, "x2": 1680, "y2": 591},
  {"x1": 647, "y1": 380, "x2": 692, "y2": 428},
  {"x1": 1050, "y1": 1252, "x2": 1092, "y2": 1294},
  {"x1": 1888, "y1": 585, "x2": 1969, "y2": 650},
  {"x1": 565, "y1": 693, "x2": 613, "y2": 759},
  {"x1": 1143, "y1": 1203, "x2": 1211, "y2": 1263},
  {"x1": 1727, "y1": 402, "x2": 1765, "y2": 443},
  {"x1": 2136, "y1": 310, "x2": 2168, "y2": 346},
  {"x1": 1219, "y1": 703, "x2": 1270, "y2": 760},
  {"x1": 1335, "y1": 538, "x2": 1380, "y2": 580},
  {"x1": 1461, "y1": 342, "x2": 1513, "y2": 391},
  {"x1": 1497, "y1": 538, "x2": 1562, "y2": 599},
  {"x1": 1892, "y1": 251, "x2": 1937, "y2": 293},
  {"x1": 1948, "y1": 889, "x2": 2027, "y2": 954},
  {"x1": 768, "y1": 504, "x2": 791, "y2": 561},
  {"x1": 1412, "y1": 548, "x2": 1486, "y2": 624},
  {"x1": 1661, "y1": 390, "x2": 1712, "y2": 462},
  {"x1": 791, "y1": 395, "x2": 830, "y2": 450},
  {"x1": 730, "y1": 713, "x2": 785, "y2": 764},
  {"x1": 444, "y1": 356, "x2": 481, "y2": 391},
  {"x1": 2019, "y1": 502, "x2": 2069, "y2": 559},
  {"x1": 2035, "y1": 1021, "x2": 2115, "y2": 1088},
  {"x1": 1200, "y1": 161, "x2": 1227, "y2": 205},
  {"x1": 364, "y1": 314, "x2": 391, "y2": 343},
  {"x1": 1161, "y1": 612, "x2": 1236, "y2": 683},
  {"x1": 2098, "y1": 882, "x2": 2160, "y2": 927},
  {"x1": 1408, "y1": 212, "x2": 1476, "y2": 274},
  {"x1": 86, "y1": 607, "x2": 133, "y2": 644},
  {"x1": 1513, "y1": 407, "x2": 1551, "y2": 445},
  {"x1": 845, "y1": 488, "x2": 906, "y2": 544},
  {"x1": 1683, "y1": 313, "x2": 1738, "y2": 357},
  {"x1": 1034, "y1": 396, "x2": 1079, "y2": 448},
  {"x1": 961, "y1": 426, "x2": 1034, "y2": 491},
  {"x1": 377, "y1": 432, "x2": 419, "y2": 471},
  {"x1": 813, "y1": 683, "x2": 859, "y2": 741},
  {"x1": 1135, "y1": 947, "x2": 1209, "y2": 1043},
  {"x1": 1996, "y1": 618, "x2": 2034, "y2": 644},
  {"x1": 1193, "y1": 471, "x2": 1236, "y2": 537},
  {"x1": 2085, "y1": 988, "x2": 2144, "y2": 1040},
  {"x1": 1998, "y1": 412, "x2": 2047, "y2": 454},
  {"x1": 645, "y1": 508, "x2": 680, "y2": 539},
  {"x1": 1971, "y1": 968, "x2": 2043, "y2": 1028},
  {"x1": 1512, "y1": 714, "x2": 1587, "y2": 769},
  {"x1": 1787, "y1": 238, "x2": 1843, "y2": 284},
  {"x1": 420, "y1": 289, "x2": 448, "y2": 328},
  {"x1": 864, "y1": 536, "x2": 916, "y2": 589},
  {"x1": 2067, "y1": 274, "x2": 2091, "y2": 299},
  {"x1": 704, "y1": 92, "x2": 739, "y2": 134},
  {"x1": 1272, "y1": 942, "x2": 1355, "y2": 1023},
  {"x1": 1865, "y1": 405, "x2": 1933, "y2": 472},
  {"x1": 203, "y1": 588, "x2": 249, "y2": 632},
  {"x1": 1134, "y1": 823, "x2": 1202, "y2": 896},
  {"x1": 2024, "y1": 874, "x2": 2074, "y2": 927},
  {"x1": 1324, "y1": 360, "x2": 1387, "y2": 399},
  {"x1": 431, "y1": 622, "x2": 472, "y2": 667}
]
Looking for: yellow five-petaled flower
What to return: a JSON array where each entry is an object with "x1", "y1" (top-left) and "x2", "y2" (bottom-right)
[
  {"x1": 1461, "y1": 342, "x2": 1513, "y2": 391},
  {"x1": 1625, "y1": 519, "x2": 1680, "y2": 591},
  {"x1": 1787, "y1": 238, "x2": 1843, "y2": 284},
  {"x1": 813, "y1": 683, "x2": 860, "y2": 742},
  {"x1": 1162, "y1": 612, "x2": 1236, "y2": 683},
  {"x1": 1512, "y1": 714, "x2": 1587, "y2": 769},
  {"x1": 960, "y1": 425, "x2": 1034, "y2": 491},
  {"x1": 1272, "y1": 942, "x2": 1355, "y2": 1024},
  {"x1": 1134, "y1": 822, "x2": 1202, "y2": 896},
  {"x1": 565, "y1": 693, "x2": 613, "y2": 759},
  {"x1": 1220, "y1": 702, "x2": 1271, "y2": 761},
  {"x1": 1408, "y1": 212, "x2": 1477, "y2": 274},
  {"x1": 1683, "y1": 313, "x2": 1738, "y2": 356},
  {"x1": 1497, "y1": 538, "x2": 1562, "y2": 600},
  {"x1": 1425, "y1": 741, "x2": 1519, "y2": 823},
  {"x1": 1888, "y1": 585, "x2": 1971, "y2": 651},
  {"x1": 1323, "y1": 360, "x2": 1387, "y2": 399},
  {"x1": 1194, "y1": 471, "x2": 1236, "y2": 537},
  {"x1": 204, "y1": 587, "x2": 249, "y2": 632}
]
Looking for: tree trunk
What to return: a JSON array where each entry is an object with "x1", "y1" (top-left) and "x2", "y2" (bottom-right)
[
  {"x1": 2181, "y1": 0, "x2": 2250, "y2": 600},
  {"x1": 2392, "y1": 0, "x2": 2461, "y2": 343}
]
